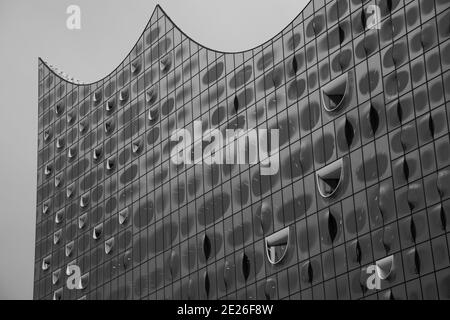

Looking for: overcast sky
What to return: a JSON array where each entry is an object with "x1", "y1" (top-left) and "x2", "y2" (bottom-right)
[{"x1": 0, "y1": 0, "x2": 308, "y2": 299}]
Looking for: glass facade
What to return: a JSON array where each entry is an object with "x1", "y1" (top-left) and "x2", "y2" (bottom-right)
[{"x1": 35, "y1": 0, "x2": 450, "y2": 300}]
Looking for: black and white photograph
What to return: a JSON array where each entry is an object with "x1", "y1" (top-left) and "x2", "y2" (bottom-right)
[{"x1": 1, "y1": 0, "x2": 450, "y2": 306}]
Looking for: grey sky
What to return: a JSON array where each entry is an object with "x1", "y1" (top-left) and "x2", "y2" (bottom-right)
[{"x1": 0, "y1": 0, "x2": 308, "y2": 299}]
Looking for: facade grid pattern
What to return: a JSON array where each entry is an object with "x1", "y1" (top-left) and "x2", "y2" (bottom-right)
[{"x1": 34, "y1": 0, "x2": 450, "y2": 300}]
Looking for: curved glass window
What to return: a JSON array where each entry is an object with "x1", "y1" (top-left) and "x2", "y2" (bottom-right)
[
  {"x1": 56, "y1": 137, "x2": 64, "y2": 150},
  {"x1": 65, "y1": 260, "x2": 77, "y2": 276},
  {"x1": 78, "y1": 213, "x2": 87, "y2": 229},
  {"x1": 67, "y1": 112, "x2": 76, "y2": 125},
  {"x1": 44, "y1": 130, "x2": 52, "y2": 142},
  {"x1": 203, "y1": 271, "x2": 210, "y2": 298},
  {"x1": 326, "y1": 210, "x2": 338, "y2": 243},
  {"x1": 132, "y1": 139, "x2": 142, "y2": 154},
  {"x1": 53, "y1": 288, "x2": 63, "y2": 300},
  {"x1": 42, "y1": 201, "x2": 50, "y2": 215},
  {"x1": 316, "y1": 158, "x2": 344, "y2": 198},
  {"x1": 65, "y1": 241, "x2": 74, "y2": 257},
  {"x1": 67, "y1": 146, "x2": 77, "y2": 159},
  {"x1": 265, "y1": 227, "x2": 289, "y2": 264},
  {"x1": 351, "y1": 239, "x2": 362, "y2": 264},
  {"x1": 80, "y1": 193, "x2": 89, "y2": 208},
  {"x1": 55, "y1": 209, "x2": 63, "y2": 224},
  {"x1": 439, "y1": 205, "x2": 448, "y2": 231},
  {"x1": 54, "y1": 103, "x2": 63, "y2": 116},
  {"x1": 118, "y1": 208, "x2": 128, "y2": 225},
  {"x1": 42, "y1": 255, "x2": 51, "y2": 271},
  {"x1": 119, "y1": 89, "x2": 128, "y2": 102},
  {"x1": 93, "y1": 91, "x2": 102, "y2": 103},
  {"x1": 368, "y1": 104, "x2": 380, "y2": 135},
  {"x1": 44, "y1": 164, "x2": 52, "y2": 176},
  {"x1": 131, "y1": 61, "x2": 141, "y2": 75},
  {"x1": 321, "y1": 72, "x2": 349, "y2": 112},
  {"x1": 52, "y1": 269, "x2": 61, "y2": 285},
  {"x1": 203, "y1": 234, "x2": 211, "y2": 261},
  {"x1": 376, "y1": 255, "x2": 394, "y2": 280},
  {"x1": 54, "y1": 174, "x2": 63, "y2": 188},
  {"x1": 146, "y1": 87, "x2": 157, "y2": 105},
  {"x1": 79, "y1": 121, "x2": 88, "y2": 135},
  {"x1": 93, "y1": 223, "x2": 103, "y2": 240},
  {"x1": 104, "y1": 120, "x2": 115, "y2": 134},
  {"x1": 242, "y1": 252, "x2": 250, "y2": 281},
  {"x1": 53, "y1": 229, "x2": 62, "y2": 245},
  {"x1": 105, "y1": 237, "x2": 114, "y2": 254},
  {"x1": 292, "y1": 56, "x2": 298, "y2": 74},
  {"x1": 106, "y1": 157, "x2": 115, "y2": 171},
  {"x1": 105, "y1": 99, "x2": 115, "y2": 112},
  {"x1": 160, "y1": 53, "x2": 172, "y2": 73},
  {"x1": 66, "y1": 183, "x2": 74, "y2": 199},
  {"x1": 79, "y1": 273, "x2": 89, "y2": 290},
  {"x1": 93, "y1": 147, "x2": 102, "y2": 161}
]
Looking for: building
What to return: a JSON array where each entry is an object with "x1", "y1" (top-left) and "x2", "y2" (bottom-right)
[{"x1": 34, "y1": 0, "x2": 450, "y2": 300}]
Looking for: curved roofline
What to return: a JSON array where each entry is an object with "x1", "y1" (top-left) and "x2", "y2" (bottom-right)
[{"x1": 39, "y1": 2, "x2": 309, "y2": 85}]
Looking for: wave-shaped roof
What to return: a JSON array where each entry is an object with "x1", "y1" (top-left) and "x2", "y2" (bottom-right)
[{"x1": 39, "y1": 3, "x2": 307, "y2": 85}]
